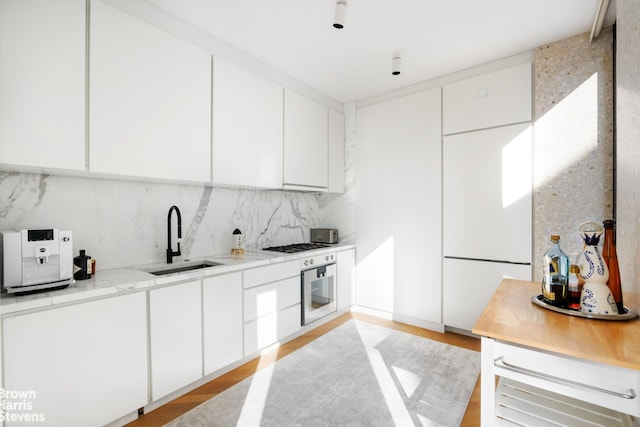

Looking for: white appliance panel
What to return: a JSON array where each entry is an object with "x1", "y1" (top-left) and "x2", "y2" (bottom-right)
[
  {"x1": 443, "y1": 123, "x2": 532, "y2": 263},
  {"x1": 443, "y1": 258, "x2": 532, "y2": 330}
]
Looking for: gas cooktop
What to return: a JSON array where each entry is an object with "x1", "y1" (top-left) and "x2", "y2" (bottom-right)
[{"x1": 262, "y1": 243, "x2": 329, "y2": 253}]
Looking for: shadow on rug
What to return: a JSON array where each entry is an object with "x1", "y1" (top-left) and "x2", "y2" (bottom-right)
[{"x1": 165, "y1": 319, "x2": 480, "y2": 426}]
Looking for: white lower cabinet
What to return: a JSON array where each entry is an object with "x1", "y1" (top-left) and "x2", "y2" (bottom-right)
[
  {"x1": 243, "y1": 263, "x2": 301, "y2": 355},
  {"x1": 149, "y1": 280, "x2": 202, "y2": 400},
  {"x1": 2, "y1": 292, "x2": 148, "y2": 427},
  {"x1": 202, "y1": 272, "x2": 243, "y2": 375}
]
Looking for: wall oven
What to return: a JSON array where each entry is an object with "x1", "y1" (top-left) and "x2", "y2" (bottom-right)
[{"x1": 301, "y1": 253, "x2": 337, "y2": 325}]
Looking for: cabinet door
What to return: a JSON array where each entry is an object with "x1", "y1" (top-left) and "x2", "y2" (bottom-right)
[
  {"x1": 443, "y1": 258, "x2": 531, "y2": 331},
  {"x1": 89, "y1": 0, "x2": 211, "y2": 182},
  {"x1": 443, "y1": 62, "x2": 531, "y2": 135},
  {"x1": 0, "y1": 0, "x2": 85, "y2": 171},
  {"x1": 202, "y1": 272, "x2": 243, "y2": 376},
  {"x1": 443, "y1": 123, "x2": 532, "y2": 263},
  {"x1": 355, "y1": 88, "x2": 442, "y2": 324},
  {"x1": 337, "y1": 249, "x2": 355, "y2": 310},
  {"x1": 149, "y1": 280, "x2": 202, "y2": 400},
  {"x1": 283, "y1": 89, "x2": 329, "y2": 190},
  {"x1": 244, "y1": 304, "x2": 301, "y2": 356},
  {"x1": 2, "y1": 292, "x2": 148, "y2": 427},
  {"x1": 243, "y1": 277, "x2": 301, "y2": 322},
  {"x1": 328, "y1": 109, "x2": 345, "y2": 193},
  {"x1": 212, "y1": 57, "x2": 283, "y2": 188}
]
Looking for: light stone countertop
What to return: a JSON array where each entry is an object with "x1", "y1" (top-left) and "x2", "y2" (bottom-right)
[{"x1": 0, "y1": 244, "x2": 355, "y2": 316}]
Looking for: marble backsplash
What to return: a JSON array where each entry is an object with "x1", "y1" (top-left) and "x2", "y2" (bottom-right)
[{"x1": 0, "y1": 105, "x2": 356, "y2": 271}]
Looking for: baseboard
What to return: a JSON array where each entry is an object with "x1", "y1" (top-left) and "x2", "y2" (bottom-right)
[{"x1": 350, "y1": 305, "x2": 445, "y2": 333}]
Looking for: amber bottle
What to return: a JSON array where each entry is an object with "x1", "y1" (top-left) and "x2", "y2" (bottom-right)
[{"x1": 602, "y1": 219, "x2": 624, "y2": 313}]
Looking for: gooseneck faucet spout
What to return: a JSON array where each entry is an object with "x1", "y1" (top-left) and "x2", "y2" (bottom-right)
[{"x1": 166, "y1": 205, "x2": 182, "y2": 264}]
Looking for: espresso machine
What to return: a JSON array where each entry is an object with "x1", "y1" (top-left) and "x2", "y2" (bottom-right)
[{"x1": 1, "y1": 228, "x2": 73, "y2": 294}]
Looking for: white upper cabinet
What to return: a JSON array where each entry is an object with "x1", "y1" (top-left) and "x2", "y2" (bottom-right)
[
  {"x1": 328, "y1": 109, "x2": 345, "y2": 193},
  {"x1": 283, "y1": 89, "x2": 329, "y2": 190},
  {"x1": 0, "y1": 0, "x2": 86, "y2": 171},
  {"x1": 443, "y1": 62, "x2": 532, "y2": 135},
  {"x1": 212, "y1": 57, "x2": 283, "y2": 188},
  {"x1": 89, "y1": 0, "x2": 211, "y2": 182}
]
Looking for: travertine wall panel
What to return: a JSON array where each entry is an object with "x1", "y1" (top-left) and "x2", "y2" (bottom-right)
[
  {"x1": 533, "y1": 28, "x2": 614, "y2": 281},
  {"x1": 616, "y1": 0, "x2": 640, "y2": 293}
]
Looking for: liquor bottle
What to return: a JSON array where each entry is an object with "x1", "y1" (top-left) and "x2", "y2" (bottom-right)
[
  {"x1": 541, "y1": 235, "x2": 569, "y2": 307},
  {"x1": 567, "y1": 253, "x2": 582, "y2": 310},
  {"x1": 602, "y1": 219, "x2": 624, "y2": 313}
]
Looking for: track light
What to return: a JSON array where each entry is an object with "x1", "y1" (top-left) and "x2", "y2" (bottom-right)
[
  {"x1": 333, "y1": 0, "x2": 347, "y2": 29},
  {"x1": 392, "y1": 55, "x2": 401, "y2": 76}
]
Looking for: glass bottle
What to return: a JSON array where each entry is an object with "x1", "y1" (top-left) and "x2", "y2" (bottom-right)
[
  {"x1": 541, "y1": 235, "x2": 569, "y2": 308},
  {"x1": 567, "y1": 253, "x2": 582, "y2": 310},
  {"x1": 602, "y1": 219, "x2": 624, "y2": 313}
]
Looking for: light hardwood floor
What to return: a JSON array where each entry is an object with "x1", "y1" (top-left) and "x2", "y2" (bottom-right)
[{"x1": 126, "y1": 312, "x2": 481, "y2": 426}]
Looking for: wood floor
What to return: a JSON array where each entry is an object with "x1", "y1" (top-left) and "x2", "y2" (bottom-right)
[{"x1": 126, "y1": 312, "x2": 481, "y2": 426}]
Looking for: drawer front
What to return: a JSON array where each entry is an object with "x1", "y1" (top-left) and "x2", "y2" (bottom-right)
[
  {"x1": 243, "y1": 276, "x2": 300, "y2": 322},
  {"x1": 243, "y1": 260, "x2": 299, "y2": 289},
  {"x1": 443, "y1": 62, "x2": 531, "y2": 135},
  {"x1": 244, "y1": 304, "x2": 301, "y2": 355},
  {"x1": 494, "y1": 341, "x2": 640, "y2": 417}
]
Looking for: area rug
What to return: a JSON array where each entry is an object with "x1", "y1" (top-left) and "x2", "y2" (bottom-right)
[{"x1": 165, "y1": 319, "x2": 480, "y2": 426}]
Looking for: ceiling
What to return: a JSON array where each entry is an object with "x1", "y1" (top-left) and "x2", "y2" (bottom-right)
[{"x1": 145, "y1": 0, "x2": 616, "y2": 103}]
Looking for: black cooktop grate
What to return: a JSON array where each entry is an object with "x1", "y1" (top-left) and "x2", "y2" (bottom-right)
[{"x1": 263, "y1": 243, "x2": 329, "y2": 253}]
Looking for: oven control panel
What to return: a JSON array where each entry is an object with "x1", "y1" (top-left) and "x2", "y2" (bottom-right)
[{"x1": 301, "y1": 253, "x2": 336, "y2": 269}]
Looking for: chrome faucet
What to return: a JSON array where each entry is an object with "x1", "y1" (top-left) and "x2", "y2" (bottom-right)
[{"x1": 166, "y1": 205, "x2": 182, "y2": 264}]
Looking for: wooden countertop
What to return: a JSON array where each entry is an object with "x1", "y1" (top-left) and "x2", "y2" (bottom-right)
[{"x1": 472, "y1": 278, "x2": 640, "y2": 371}]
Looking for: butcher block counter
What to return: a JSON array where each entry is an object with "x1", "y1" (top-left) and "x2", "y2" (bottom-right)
[{"x1": 472, "y1": 278, "x2": 640, "y2": 426}]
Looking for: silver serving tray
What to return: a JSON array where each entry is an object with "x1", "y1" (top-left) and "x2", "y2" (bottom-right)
[{"x1": 531, "y1": 294, "x2": 638, "y2": 321}]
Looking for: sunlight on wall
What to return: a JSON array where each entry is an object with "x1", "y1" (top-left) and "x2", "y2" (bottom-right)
[
  {"x1": 534, "y1": 73, "x2": 598, "y2": 188},
  {"x1": 502, "y1": 126, "x2": 532, "y2": 208},
  {"x1": 355, "y1": 236, "x2": 395, "y2": 312}
]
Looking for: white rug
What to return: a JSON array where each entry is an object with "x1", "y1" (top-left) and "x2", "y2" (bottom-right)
[{"x1": 166, "y1": 320, "x2": 480, "y2": 427}]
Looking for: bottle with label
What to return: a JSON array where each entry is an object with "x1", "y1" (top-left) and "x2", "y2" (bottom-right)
[
  {"x1": 73, "y1": 249, "x2": 92, "y2": 280},
  {"x1": 541, "y1": 235, "x2": 569, "y2": 308},
  {"x1": 602, "y1": 219, "x2": 624, "y2": 313}
]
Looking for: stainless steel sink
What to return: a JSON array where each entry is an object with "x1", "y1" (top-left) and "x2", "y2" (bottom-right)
[{"x1": 147, "y1": 260, "x2": 224, "y2": 276}]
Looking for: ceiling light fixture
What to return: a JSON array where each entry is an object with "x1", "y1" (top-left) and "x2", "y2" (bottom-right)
[
  {"x1": 333, "y1": 0, "x2": 347, "y2": 29},
  {"x1": 392, "y1": 55, "x2": 401, "y2": 76}
]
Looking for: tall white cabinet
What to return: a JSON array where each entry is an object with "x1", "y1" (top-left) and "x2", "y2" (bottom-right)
[
  {"x1": 0, "y1": 0, "x2": 86, "y2": 171},
  {"x1": 212, "y1": 57, "x2": 284, "y2": 189},
  {"x1": 89, "y1": 0, "x2": 211, "y2": 182},
  {"x1": 355, "y1": 87, "x2": 443, "y2": 326},
  {"x1": 442, "y1": 62, "x2": 533, "y2": 331}
]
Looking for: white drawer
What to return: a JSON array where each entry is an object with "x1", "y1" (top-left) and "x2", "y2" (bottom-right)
[
  {"x1": 443, "y1": 62, "x2": 531, "y2": 135},
  {"x1": 495, "y1": 378, "x2": 637, "y2": 426},
  {"x1": 243, "y1": 276, "x2": 300, "y2": 322},
  {"x1": 243, "y1": 304, "x2": 301, "y2": 355},
  {"x1": 493, "y1": 341, "x2": 640, "y2": 417},
  {"x1": 243, "y1": 260, "x2": 299, "y2": 289}
]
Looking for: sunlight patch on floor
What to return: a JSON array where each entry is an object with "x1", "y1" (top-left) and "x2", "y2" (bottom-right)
[{"x1": 355, "y1": 321, "x2": 415, "y2": 425}]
